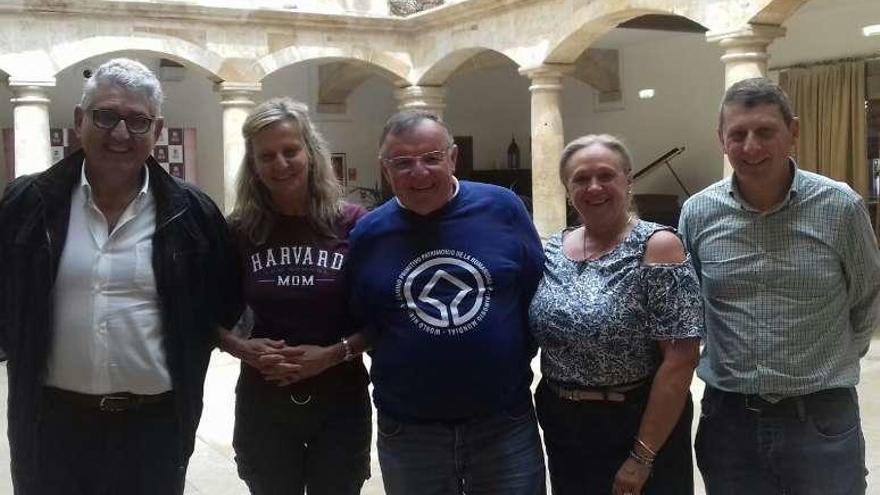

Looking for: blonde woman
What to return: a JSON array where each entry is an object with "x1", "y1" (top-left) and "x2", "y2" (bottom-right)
[{"x1": 219, "y1": 97, "x2": 370, "y2": 494}]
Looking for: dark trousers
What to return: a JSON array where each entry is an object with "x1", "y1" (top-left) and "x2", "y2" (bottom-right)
[
  {"x1": 535, "y1": 379, "x2": 694, "y2": 495},
  {"x1": 32, "y1": 389, "x2": 185, "y2": 495},
  {"x1": 233, "y1": 376, "x2": 372, "y2": 495},
  {"x1": 695, "y1": 386, "x2": 866, "y2": 495}
]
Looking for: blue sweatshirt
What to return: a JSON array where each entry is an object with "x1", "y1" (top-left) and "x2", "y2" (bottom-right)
[{"x1": 347, "y1": 181, "x2": 544, "y2": 421}]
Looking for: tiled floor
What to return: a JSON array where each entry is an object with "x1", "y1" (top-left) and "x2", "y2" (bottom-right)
[{"x1": 2, "y1": 342, "x2": 879, "y2": 494}]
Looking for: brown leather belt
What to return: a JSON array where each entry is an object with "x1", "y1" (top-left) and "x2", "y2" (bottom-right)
[
  {"x1": 545, "y1": 380, "x2": 646, "y2": 402},
  {"x1": 43, "y1": 387, "x2": 173, "y2": 412}
]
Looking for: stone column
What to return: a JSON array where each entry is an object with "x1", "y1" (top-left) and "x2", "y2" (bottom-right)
[
  {"x1": 707, "y1": 24, "x2": 786, "y2": 89},
  {"x1": 707, "y1": 24, "x2": 786, "y2": 176},
  {"x1": 520, "y1": 64, "x2": 573, "y2": 239},
  {"x1": 218, "y1": 82, "x2": 261, "y2": 213},
  {"x1": 395, "y1": 85, "x2": 446, "y2": 120},
  {"x1": 9, "y1": 79, "x2": 55, "y2": 177}
]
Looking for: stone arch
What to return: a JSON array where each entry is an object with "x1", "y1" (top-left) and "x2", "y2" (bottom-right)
[
  {"x1": 544, "y1": 0, "x2": 804, "y2": 65},
  {"x1": 0, "y1": 51, "x2": 54, "y2": 83},
  {"x1": 546, "y1": 6, "x2": 696, "y2": 64},
  {"x1": 416, "y1": 47, "x2": 520, "y2": 86},
  {"x1": 257, "y1": 46, "x2": 409, "y2": 86},
  {"x1": 748, "y1": 0, "x2": 811, "y2": 25},
  {"x1": 47, "y1": 36, "x2": 225, "y2": 81}
]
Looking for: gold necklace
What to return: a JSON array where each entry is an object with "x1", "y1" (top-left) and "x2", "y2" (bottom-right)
[{"x1": 581, "y1": 213, "x2": 634, "y2": 261}]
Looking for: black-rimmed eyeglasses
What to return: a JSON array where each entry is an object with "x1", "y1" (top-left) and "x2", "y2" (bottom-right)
[
  {"x1": 380, "y1": 148, "x2": 450, "y2": 173},
  {"x1": 91, "y1": 109, "x2": 155, "y2": 135}
]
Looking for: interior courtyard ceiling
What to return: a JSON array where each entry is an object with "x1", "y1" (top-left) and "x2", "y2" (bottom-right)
[{"x1": 0, "y1": 0, "x2": 807, "y2": 87}]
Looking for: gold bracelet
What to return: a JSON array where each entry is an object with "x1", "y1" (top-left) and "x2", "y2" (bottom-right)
[
  {"x1": 634, "y1": 437, "x2": 658, "y2": 458},
  {"x1": 340, "y1": 337, "x2": 355, "y2": 362}
]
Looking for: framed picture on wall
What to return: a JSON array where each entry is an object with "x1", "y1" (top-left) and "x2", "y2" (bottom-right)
[{"x1": 331, "y1": 153, "x2": 347, "y2": 187}]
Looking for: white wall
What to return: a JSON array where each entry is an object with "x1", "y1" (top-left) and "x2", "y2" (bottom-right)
[
  {"x1": 771, "y1": 0, "x2": 880, "y2": 67},
  {"x1": 426, "y1": 33, "x2": 724, "y2": 199},
  {"x1": 316, "y1": 76, "x2": 397, "y2": 196},
  {"x1": 0, "y1": 84, "x2": 10, "y2": 189},
  {"x1": 445, "y1": 63, "x2": 533, "y2": 171},
  {"x1": 562, "y1": 33, "x2": 725, "y2": 197},
  {"x1": 261, "y1": 61, "x2": 397, "y2": 206}
]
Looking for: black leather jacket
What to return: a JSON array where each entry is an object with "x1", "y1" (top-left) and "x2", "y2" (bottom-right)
[{"x1": 0, "y1": 150, "x2": 242, "y2": 492}]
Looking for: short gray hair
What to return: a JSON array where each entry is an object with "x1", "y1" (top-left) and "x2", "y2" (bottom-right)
[
  {"x1": 719, "y1": 77, "x2": 794, "y2": 130},
  {"x1": 559, "y1": 134, "x2": 633, "y2": 184},
  {"x1": 378, "y1": 110, "x2": 454, "y2": 158},
  {"x1": 80, "y1": 58, "x2": 164, "y2": 115}
]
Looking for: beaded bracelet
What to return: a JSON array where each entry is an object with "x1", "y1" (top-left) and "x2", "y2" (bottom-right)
[{"x1": 629, "y1": 450, "x2": 654, "y2": 468}]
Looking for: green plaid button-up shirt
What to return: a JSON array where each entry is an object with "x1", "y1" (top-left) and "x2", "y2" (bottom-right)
[{"x1": 680, "y1": 163, "x2": 880, "y2": 401}]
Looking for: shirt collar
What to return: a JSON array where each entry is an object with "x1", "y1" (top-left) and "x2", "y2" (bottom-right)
[
  {"x1": 80, "y1": 160, "x2": 151, "y2": 204},
  {"x1": 727, "y1": 158, "x2": 800, "y2": 214},
  {"x1": 395, "y1": 175, "x2": 460, "y2": 211}
]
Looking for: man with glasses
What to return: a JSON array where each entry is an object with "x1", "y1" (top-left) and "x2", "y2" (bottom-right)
[
  {"x1": 346, "y1": 110, "x2": 546, "y2": 494},
  {"x1": 0, "y1": 58, "x2": 240, "y2": 494}
]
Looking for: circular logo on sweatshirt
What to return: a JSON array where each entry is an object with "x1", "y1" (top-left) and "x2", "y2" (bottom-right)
[{"x1": 395, "y1": 250, "x2": 493, "y2": 336}]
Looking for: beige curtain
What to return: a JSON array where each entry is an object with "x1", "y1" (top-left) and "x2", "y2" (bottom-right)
[{"x1": 780, "y1": 61, "x2": 868, "y2": 197}]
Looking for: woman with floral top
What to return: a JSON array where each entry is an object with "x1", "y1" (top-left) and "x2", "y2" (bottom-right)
[{"x1": 529, "y1": 134, "x2": 703, "y2": 495}]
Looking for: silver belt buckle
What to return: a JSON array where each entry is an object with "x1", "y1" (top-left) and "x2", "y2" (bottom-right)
[
  {"x1": 290, "y1": 393, "x2": 312, "y2": 406},
  {"x1": 99, "y1": 395, "x2": 130, "y2": 412}
]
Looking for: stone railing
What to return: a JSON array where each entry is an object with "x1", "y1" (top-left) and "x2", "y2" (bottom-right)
[{"x1": 389, "y1": 0, "x2": 444, "y2": 16}]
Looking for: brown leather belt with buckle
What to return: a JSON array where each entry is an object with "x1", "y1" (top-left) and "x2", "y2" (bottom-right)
[
  {"x1": 546, "y1": 380, "x2": 646, "y2": 402},
  {"x1": 43, "y1": 387, "x2": 173, "y2": 412}
]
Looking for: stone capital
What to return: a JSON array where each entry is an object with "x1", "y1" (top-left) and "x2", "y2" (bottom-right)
[
  {"x1": 8, "y1": 78, "x2": 56, "y2": 105},
  {"x1": 706, "y1": 24, "x2": 786, "y2": 48},
  {"x1": 217, "y1": 81, "x2": 262, "y2": 108},
  {"x1": 8, "y1": 78, "x2": 56, "y2": 89},
  {"x1": 395, "y1": 85, "x2": 446, "y2": 102},
  {"x1": 395, "y1": 85, "x2": 446, "y2": 115},
  {"x1": 519, "y1": 64, "x2": 574, "y2": 93},
  {"x1": 709, "y1": 23, "x2": 787, "y2": 91}
]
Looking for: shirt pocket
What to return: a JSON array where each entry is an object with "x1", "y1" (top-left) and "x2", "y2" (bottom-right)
[{"x1": 134, "y1": 240, "x2": 156, "y2": 292}]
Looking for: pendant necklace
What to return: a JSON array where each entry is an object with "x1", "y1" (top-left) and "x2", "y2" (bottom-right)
[{"x1": 581, "y1": 213, "x2": 634, "y2": 262}]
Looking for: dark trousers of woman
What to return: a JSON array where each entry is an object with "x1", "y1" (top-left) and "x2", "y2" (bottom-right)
[
  {"x1": 233, "y1": 368, "x2": 372, "y2": 495},
  {"x1": 535, "y1": 379, "x2": 694, "y2": 495}
]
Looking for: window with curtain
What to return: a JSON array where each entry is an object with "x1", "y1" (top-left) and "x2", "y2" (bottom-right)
[
  {"x1": 780, "y1": 60, "x2": 879, "y2": 238},
  {"x1": 865, "y1": 60, "x2": 879, "y2": 238}
]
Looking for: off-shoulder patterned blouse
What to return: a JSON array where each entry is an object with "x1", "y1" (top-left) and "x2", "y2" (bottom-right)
[{"x1": 528, "y1": 220, "x2": 703, "y2": 388}]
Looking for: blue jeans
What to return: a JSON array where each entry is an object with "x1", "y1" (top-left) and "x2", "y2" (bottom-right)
[
  {"x1": 377, "y1": 402, "x2": 546, "y2": 495},
  {"x1": 695, "y1": 386, "x2": 866, "y2": 495}
]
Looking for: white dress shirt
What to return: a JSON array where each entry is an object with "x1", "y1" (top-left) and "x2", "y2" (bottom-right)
[{"x1": 46, "y1": 163, "x2": 171, "y2": 395}]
